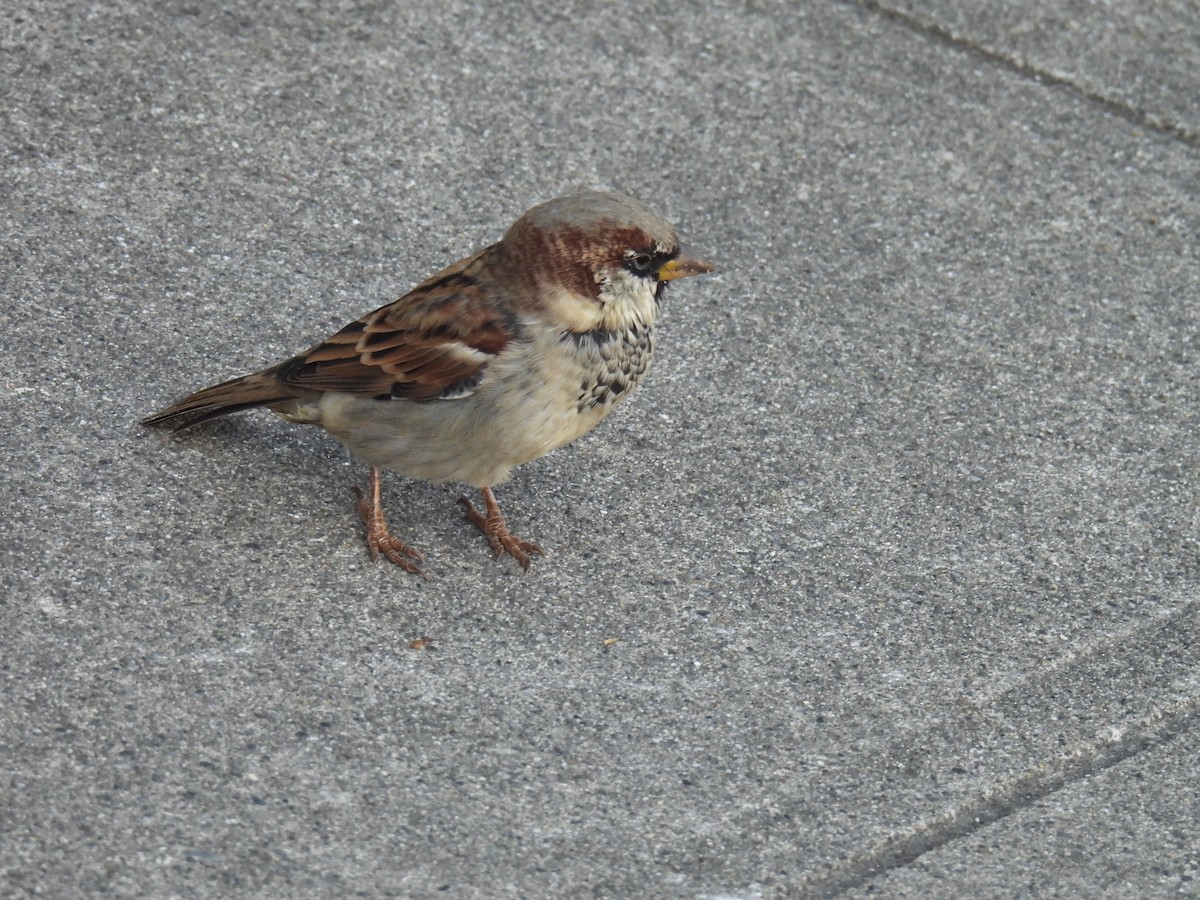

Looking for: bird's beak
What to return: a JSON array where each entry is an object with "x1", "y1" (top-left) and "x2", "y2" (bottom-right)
[{"x1": 656, "y1": 250, "x2": 716, "y2": 281}]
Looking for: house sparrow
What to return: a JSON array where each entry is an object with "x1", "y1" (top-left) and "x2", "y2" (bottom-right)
[{"x1": 142, "y1": 191, "x2": 715, "y2": 573}]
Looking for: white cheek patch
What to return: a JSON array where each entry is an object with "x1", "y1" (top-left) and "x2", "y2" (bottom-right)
[{"x1": 539, "y1": 282, "x2": 606, "y2": 332}]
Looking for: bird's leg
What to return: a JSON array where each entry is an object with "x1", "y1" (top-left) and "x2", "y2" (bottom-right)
[
  {"x1": 351, "y1": 466, "x2": 426, "y2": 576},
  {"x1": 458, "y1": 486, "x2": 544, "y2": 572}
]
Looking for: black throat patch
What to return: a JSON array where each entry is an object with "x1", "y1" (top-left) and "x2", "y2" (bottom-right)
[{"x1": 568, "y1": 321, "x2": 656, "y2": 413}]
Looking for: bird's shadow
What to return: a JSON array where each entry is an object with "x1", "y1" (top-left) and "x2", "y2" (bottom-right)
[{"x1": 144, "y1": 414, "x2": 447, "y2": 527}]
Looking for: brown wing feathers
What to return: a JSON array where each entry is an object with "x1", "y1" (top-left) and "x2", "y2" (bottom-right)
[
  {"x1": 142, "y1": 248, "x2": 519, "y2": 428},
  {"x1": 277, "y1": 293, "x2": 515, "y2": 401}
]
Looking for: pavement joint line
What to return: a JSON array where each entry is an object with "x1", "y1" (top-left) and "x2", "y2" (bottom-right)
[
  {"x1": 850, "y1": 0, "x2": 1200, "y2": 148},
  {"x1": 779, "y1": 688, "x2": 1200, "y2": 898},
  {"x1": 769, "y1": 599, "x2": 1200, "y2": 896},
  {"x1": 970, "y1": 596, "x2": 1199, "y2": 705}
]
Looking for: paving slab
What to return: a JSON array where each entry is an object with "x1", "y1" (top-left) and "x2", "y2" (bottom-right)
[
  {"x1": 875, "y1": 0, "x2": 1200, "y2": 139},
  {"x1": 842, "y1": 715, "x2": 1200, "y2": 897},
  {"x1": 2, "y1": 0, "x2": 1197, "y2": 897}
]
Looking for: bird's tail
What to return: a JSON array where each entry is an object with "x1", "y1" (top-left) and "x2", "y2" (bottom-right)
[{"x1": 141, "y1": 369, "x2": 292, "y2": 431}]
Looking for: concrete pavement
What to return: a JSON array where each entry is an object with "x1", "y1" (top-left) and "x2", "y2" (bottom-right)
[{"x1": 2, "y1": 1, "x2": 1197, "y2": 896}]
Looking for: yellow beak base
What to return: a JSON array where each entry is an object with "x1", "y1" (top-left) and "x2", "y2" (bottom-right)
[{"x1": 656, "y1": 252, "x2": 716, "y2": 282}]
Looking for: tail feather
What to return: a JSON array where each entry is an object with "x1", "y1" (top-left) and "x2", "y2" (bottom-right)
[{"x1": 141, "y1": 370, "x2": 293, "y2": 431}]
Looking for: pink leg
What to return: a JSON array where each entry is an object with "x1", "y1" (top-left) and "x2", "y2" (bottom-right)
[
  {"x1": 351, "y1": 466, "x2": 425, "y2": 576},
  {"x1": 458, "y1": 487, "x2": 544, "y2": 572}
]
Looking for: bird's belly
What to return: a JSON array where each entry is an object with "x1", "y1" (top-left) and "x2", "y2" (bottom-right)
[{"x1": 313, "y1": 337, "x2": 650, "y2": 488}]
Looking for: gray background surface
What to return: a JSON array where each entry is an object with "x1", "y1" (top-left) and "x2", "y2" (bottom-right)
[{"x1": 3, "y1": 1, "x2": 1197, "y2": 897}]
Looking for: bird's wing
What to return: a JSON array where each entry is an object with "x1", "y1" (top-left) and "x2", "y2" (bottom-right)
[{"x1": 276, "y1": 248, "x2": 519, "y2": 402}]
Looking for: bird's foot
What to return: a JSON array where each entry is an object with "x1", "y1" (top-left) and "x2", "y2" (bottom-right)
[
  {"x1": 352, "y1": 467, "x2": 425, "y2": 576},
  {"x1": 458, "y1": 487, "x2": 544, "y2": 572}
]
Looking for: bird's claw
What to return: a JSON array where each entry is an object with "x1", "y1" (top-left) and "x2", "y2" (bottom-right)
[
  {"x1": 351, "y1": 483, "x2": 426, "y2": 577},
  {"x1": 458, "y1": 491, "x2": 544, "y2": 572}
]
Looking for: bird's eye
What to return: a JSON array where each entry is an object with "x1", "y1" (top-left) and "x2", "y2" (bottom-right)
[{"x1": 625, "y1": 251, "x2": 656, "y2": 276}]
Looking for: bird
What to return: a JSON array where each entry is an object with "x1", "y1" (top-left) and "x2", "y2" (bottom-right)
[{"x1": 142, "y1": 191, "x2": 715, "y2": 574}]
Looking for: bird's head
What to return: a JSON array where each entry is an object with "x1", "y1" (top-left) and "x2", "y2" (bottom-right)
[{"x1": 500, "y1": 191, "x2": 715, "y2": 332}]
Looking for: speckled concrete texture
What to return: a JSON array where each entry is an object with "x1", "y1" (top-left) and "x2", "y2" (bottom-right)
[
  {"x1": 2, "y1": 1, "x2": 1197, "y2": 897},
  {"x1": 876, "y1": 0, "x2": 1200, "y2": 137}
]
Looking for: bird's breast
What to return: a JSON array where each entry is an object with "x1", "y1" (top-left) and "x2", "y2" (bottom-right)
[
  {"x1": 311, "y1": 320, "x2": 658, "y2": 487},
  {"x1": 469, "y1": 319, "x2": 658, "y2": 467},
  {"x1": 567, "y1": 323, "x2": 656, "y2": 413}
]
